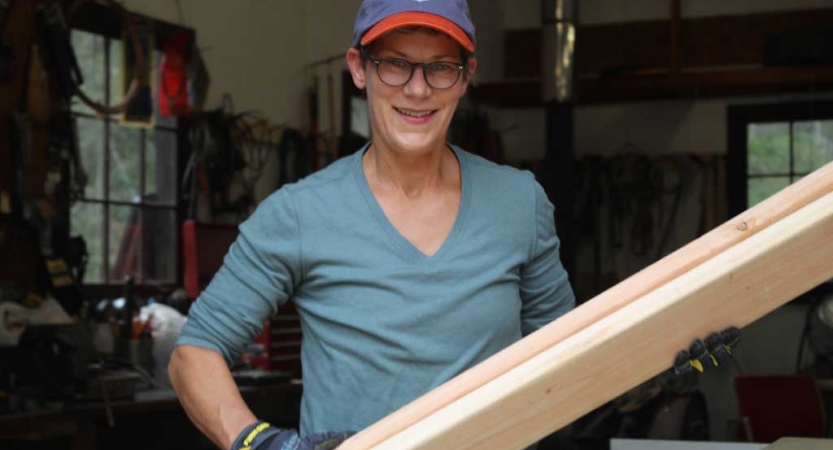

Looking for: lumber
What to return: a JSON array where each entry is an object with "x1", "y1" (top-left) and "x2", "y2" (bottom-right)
[
  {"x1": 340, "y1": 161, "x2": 833, "y2": 450},
  {"x1": 371, "y1": 190, "x2": 833, "y2": 449}
]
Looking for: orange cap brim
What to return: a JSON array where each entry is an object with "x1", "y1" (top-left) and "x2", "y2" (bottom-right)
[{"x1": 360, "y1": 12, "x2": 474, "y2": 52}]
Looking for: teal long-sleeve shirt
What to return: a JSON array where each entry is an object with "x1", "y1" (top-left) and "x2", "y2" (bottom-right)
[{"x1": 176, "y1": 144, "x2": 575, "y2": 436}]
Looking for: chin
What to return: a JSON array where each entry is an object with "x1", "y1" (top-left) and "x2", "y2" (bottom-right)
[{"x1": 393, "y1": 133, "x2": 445, "y2": 154}]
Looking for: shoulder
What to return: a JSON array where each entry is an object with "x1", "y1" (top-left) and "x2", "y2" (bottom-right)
[
  {"x1": 284, "y1": 152, "x2": 358, "y2": 195},
  {"x1": 454, "y1": 145, "x2": 539, "y2": 199},
  {"x1": 256, "y1": 151, "x2": 360, "y2": 210}
]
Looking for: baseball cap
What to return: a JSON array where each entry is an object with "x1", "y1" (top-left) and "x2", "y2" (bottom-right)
[{"x1": 353, "y1": 0, "x2": 476, "y2": 52}]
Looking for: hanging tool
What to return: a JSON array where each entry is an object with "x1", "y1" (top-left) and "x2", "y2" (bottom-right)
[
  {"x1": 654, "y1": 156, "x2": 694, "y2": 261},
  {"x1": 35, "y1": 2, "x2": 82, "y2": 104},
  {"x1": 65, "y1": 0, "x2": 145, "y2": 115}
]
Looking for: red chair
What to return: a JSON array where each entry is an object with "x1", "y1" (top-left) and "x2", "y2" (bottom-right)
[{"x1": 733, "y1": 374, "x2": 826, "y2": 443}]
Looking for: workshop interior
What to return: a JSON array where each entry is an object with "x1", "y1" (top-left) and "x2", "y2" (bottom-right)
[{"x1": 1, "y1": 0, "x2": 833, "y2": 449}]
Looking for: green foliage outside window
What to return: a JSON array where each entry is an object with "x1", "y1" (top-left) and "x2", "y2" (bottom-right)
[
  {"x1": 746, "y1": 120, "x2": 833, "y2": 207},
  {"x1": 69, "y1": 29, "x2": 177, "y2": 285}
]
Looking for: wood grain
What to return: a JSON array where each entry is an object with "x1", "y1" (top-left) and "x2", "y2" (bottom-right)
[
  {"x1": 339, "y1": 161, "x2": 833, "y2": 450},
  {"x1": 374, "y1": 190, "x2": 833, "y2": 449}
]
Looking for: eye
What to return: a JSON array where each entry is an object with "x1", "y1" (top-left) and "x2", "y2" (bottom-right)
[
  {"x1": 385, "y1": 59, "x2": 410, "y2": 69},
  {"x1": 428, "y1": 63, "x2": 457, "y2": 73}
]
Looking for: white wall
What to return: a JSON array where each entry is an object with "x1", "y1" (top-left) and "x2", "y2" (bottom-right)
[{"x1": 575, "y1": 92, "x2": 833, "y2": 156}]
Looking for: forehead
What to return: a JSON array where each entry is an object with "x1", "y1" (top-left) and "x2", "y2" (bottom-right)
[{"x1": 372, "y1": 28, "x2": 462, "y2": 58}]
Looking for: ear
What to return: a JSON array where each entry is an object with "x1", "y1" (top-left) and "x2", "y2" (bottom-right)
[
  {"x1": 346, "y1": 48, "x2": 367, "y2": 90},
  {"x1": 461, "y1": 56, "x2": 478, "y2": 91}
]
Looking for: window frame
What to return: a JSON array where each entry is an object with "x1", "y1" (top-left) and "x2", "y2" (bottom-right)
[
  {"x1": 68, "y1": 4, "x2": 195, "y2": 298},
  {"x1": 727, "y1": 100, "x2": 833, "y2": 300},
  {"x1": 727, "y1": 100, "x2": 833, "y2": 214}
]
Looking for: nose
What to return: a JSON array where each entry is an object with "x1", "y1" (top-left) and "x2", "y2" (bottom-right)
[{"x1": 402, "y1": 65, "x2": 431, "y2": 97}]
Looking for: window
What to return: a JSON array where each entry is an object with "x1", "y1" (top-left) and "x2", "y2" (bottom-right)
[
  {"x1": 70, "y1": 29, "x2": 179, "y2": 285},
  {"x1": 727, "y1": 101, "x2": 833, "y2": 213}
]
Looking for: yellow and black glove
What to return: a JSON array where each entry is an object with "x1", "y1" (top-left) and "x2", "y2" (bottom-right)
[
  {"x1": 231, "y1": 421, "x2": 354, "y2": 450},
  {"x1": 672, "y1": 326, "x2": 741, "y2": 376}
]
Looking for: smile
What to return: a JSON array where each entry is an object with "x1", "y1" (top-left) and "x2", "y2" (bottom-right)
[{"x1": 395, "y1": 107, "x2": 436, "y2": 119}]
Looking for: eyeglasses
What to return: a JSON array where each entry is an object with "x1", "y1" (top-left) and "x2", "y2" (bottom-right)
[{"x1": 362, "y1": 49, "x2": 465, "y2": 90}]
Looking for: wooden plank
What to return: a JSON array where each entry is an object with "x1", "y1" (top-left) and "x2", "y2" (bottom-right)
[
  {"x1": 339, "y1": 162, "x2": 833, "y2": 450},
  {"x1": 372, "y1": 189, "x2": 833, "y2": 450}
]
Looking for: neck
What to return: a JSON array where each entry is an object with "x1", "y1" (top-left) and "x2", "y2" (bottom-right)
[{"x1": 363, "y1": 142, "x2": 457, "y2": 199}]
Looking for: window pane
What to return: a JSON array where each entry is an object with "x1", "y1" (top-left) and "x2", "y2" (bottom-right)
[
  {"x1": 146, "y1": 129, "x2": 177, "y2": 205},
  {"x1": 75, "y1": 117, "x2": 105, "y2": 200},
  {"x1": 109, "y1": 205, "x2": 141, "y2": 283},
  {"x1": 108, "y1": 206, "x2": 176, "y2": 284},
  {"x1": 747, "y1": 123, "x2": 790, "y2": 175},
  {"x1": 748, "y1": 177, "x2": 790, "y2": 207},
  {"x1": 70, "y1": 201, "x2": 104, "y2": 284},
  {"x1": 110, "y1": 38, "x2": 124, "y2": 109},
  {"x1": 143, "y1": 208, "x2": 177, "y2": 283},
  {"x1": 794, "y1": 120, "x2": 833, "y2": 173},
  {"x1": 70, "y1": 30, "x2": 106, "y2": 115},
  {"x1": 109, "y1": 125, "x2": 142, "y2": 202}
]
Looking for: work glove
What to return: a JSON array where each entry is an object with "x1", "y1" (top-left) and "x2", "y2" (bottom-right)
[
  {"x1": 672, "y1": 326, "x2": 741, "y2": 376},
  {"x1": 231, "y1": 421, "x2": 354, "y2": 450}
]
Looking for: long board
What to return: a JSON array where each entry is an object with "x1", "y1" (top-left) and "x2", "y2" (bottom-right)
[
  {"x1": 340, "y1": 162, "x2": 833, "y2": 450},
  {"x1": 368, "y1": 190, "x2": 833, "y2": 449}
]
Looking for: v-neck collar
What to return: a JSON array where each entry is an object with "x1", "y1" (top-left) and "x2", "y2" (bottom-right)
[{"x1": 352, "y1": 143, "x2": 471, "y2": 262}]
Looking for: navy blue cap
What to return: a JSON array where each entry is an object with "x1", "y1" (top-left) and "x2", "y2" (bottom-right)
[{"x1": 353, "y1": 0, "x2": 476, "y2": 51}]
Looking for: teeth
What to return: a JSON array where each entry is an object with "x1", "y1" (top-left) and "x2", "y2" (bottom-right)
[{"x1": 396, "y1": 108, "x2": 433, "y2": 118}]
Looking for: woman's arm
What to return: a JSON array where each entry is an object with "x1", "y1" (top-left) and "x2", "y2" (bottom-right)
[{"x1": 168, "y1": 345, "x2": 257, "y2": 450}]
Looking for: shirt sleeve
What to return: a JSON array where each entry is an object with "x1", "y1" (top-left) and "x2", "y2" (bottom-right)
[
  {"x1": 175, "y1": 188, "x2": 303, "y2": 365},
  {"x1": 519, "y1": 178, "x2": 576, "y2": 336}
]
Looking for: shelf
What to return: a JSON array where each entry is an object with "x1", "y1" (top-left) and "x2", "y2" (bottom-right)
[
  {"x1": 578, "y1": 65, "x2": 833, "y2": 104},
  {"x1": 468, "y1": 65, "x2": 833, "y2": 108}
]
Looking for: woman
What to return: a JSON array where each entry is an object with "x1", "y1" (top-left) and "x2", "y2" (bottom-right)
[{"x1": 168, "y1": 1, "x2": 575, "y2": 449}]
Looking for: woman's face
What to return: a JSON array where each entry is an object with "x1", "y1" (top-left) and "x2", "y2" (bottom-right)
[{"x1": 347, "y1": 29, "x2": 476, "y2": 157}]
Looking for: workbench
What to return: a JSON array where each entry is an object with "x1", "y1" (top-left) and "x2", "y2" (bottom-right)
[{"x1": 0, "y1": 382, "x2": 302, "y2": 450}]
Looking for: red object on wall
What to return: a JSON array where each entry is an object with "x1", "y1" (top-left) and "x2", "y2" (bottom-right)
[{"x1": 159, "y1": 31, "x2": 190, "y2": 117}]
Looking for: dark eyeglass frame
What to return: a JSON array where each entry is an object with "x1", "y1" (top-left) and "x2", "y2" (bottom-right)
[{"x1": 361, "y1": 48, "x2": 465, "y2": 90}]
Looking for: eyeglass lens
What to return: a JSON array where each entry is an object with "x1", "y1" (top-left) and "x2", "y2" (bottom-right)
[{"x1": 377, "y1": 59, "x2": 461, "y2": 89}]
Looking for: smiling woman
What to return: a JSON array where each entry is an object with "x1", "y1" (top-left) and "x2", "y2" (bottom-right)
[{"x1": 167, "y1": 2, "x2": 576, "y2": 450}]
